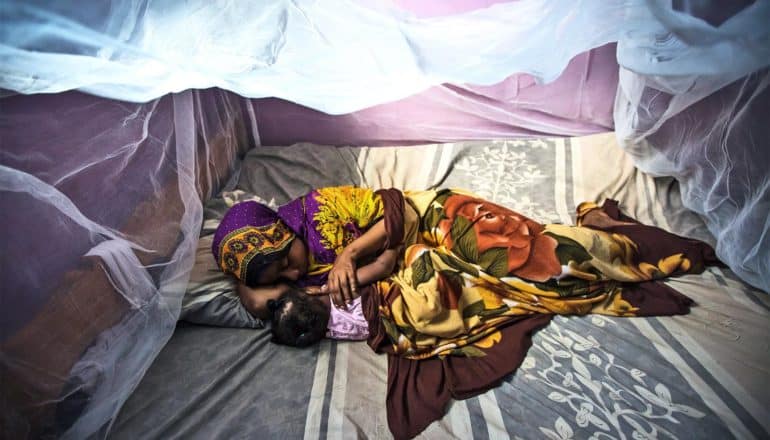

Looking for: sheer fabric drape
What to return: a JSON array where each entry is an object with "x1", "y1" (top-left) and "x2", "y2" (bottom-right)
[
  {"x1": 1, "y1": 0, "x2": 768, "y2": 438},
  {"x1": 4, "y1": 1, "x2": 764, "y2": 114},
  {"x1": 0, "y1": 89, "x2": 254, "y2": 437}
]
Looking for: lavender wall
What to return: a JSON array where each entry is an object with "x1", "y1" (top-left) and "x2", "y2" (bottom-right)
[{"x1": 252, "y1": 44, "x2": 618, "y2": 147}]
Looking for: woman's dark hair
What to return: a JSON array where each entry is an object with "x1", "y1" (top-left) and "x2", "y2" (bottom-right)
[
  {"x1": 243, "y1": 242, "x2": 293, "y2": 288},
  {"x1": 268, "y1": 289, "x2": 329, "y2": 347},
  {"x1": 243, "y1": 257, "x2": 266, "y2": 288}
]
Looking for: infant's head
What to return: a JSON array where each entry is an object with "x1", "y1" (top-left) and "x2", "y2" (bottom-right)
[{"x1": 268, "y1": 288, "x2": 330, "y2": 347}]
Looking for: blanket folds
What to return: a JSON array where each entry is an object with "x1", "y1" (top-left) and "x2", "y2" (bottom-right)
[{"x1": 363, "y1": 190, "x2": 719, "y2": 439}]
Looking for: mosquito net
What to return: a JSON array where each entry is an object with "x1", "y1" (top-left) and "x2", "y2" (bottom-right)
[
  {"x1": 0, "y1": 89, "x2": 256, "y2": 437},
  {"x1": 1, "y1": 0, "x2": 768, "y2": 438}
]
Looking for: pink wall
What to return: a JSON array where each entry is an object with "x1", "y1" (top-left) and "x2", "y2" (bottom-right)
[{"x1": 252, "y1": 43, "x2": 618, "y2": 147}]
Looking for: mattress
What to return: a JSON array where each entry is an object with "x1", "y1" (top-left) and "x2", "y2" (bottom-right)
[{"x1": 111, "y1": 133, "x2": 770, "y2": 439}]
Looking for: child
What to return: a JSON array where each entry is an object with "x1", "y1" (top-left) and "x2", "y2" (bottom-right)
[{"x1": 268, "y1": 287, "x2": 368, "y2": 347}]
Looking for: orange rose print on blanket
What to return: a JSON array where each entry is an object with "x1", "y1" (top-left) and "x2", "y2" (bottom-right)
[{"x1": 438, "y1": 194, "x2": 561, "y2": 282}]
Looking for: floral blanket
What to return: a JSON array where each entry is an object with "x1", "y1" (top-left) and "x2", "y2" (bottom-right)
[{"x1": 363, "y1": 189, "x2": 720, "y2": 439}]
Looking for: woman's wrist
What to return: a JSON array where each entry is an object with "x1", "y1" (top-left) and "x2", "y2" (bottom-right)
[{"x1": 341, "y1": 246, "x2": 359, "y2": 261}]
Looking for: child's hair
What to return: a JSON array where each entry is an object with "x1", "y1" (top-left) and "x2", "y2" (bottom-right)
[{"x1": 268, "y1": 288, "x2": 329, "y2": 347}]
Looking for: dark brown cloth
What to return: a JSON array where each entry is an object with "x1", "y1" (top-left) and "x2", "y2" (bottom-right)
[
  {"x1": 363, "y1": 285, "x2": 551, "y2": 439},
  {"x1": 361, "y1": 198, "x2": 719, "y2": 439},
  {"x1": 616, "y1": 281, "x2": 694, "y2": 316},
  {"x1": 584, "y1": 199, "x2": 723, "y2": 316},
  {"x1": 594, "y1": 199, "x2": 722, "y2": 273},
  {"x1": 375, "y1": 188, "x2": 405, "y2": 251}
]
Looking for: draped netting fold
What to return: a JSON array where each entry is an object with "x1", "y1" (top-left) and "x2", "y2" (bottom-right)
[
  {"x1": 2, "y1": 1, "x2": 764, "y2": 114},
  {"x1": 0, "y1": 89, "x2": 255, "y2": 437}
]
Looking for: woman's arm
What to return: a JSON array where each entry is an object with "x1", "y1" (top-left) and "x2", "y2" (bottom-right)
[
  {"x1": 305, "y1": 246, "x2": 402, "y2": 308},
  {"x1": 355, "y1": 247, "x2": 400, "y2": 286},
  {"x1": 310, "y1": 247, "x2": 400, "y2": 305},
  {"x1": 237, "y1": 282, "x2": 291, "y2": 320},
  {"x1": 342, "y1": 219, "x2": 389, "y2": 262},
  {"x1": 326, "y1": 219, "x2": 389, "y2": 305}
]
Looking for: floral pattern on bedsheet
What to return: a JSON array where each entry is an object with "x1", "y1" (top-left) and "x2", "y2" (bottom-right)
[
  {"x1": 452, "y1": 139, "x2": 558, "y2": 223},
  {"x1": 523, "y1": 317, "x2": 708, "y2": 440}
]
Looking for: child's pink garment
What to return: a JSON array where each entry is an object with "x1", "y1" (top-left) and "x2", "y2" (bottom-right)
[{"x1": 326, "y1": 297, "x2": 369, "y2": 340}]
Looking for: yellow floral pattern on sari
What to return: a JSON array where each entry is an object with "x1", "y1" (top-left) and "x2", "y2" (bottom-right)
[{"x1": 313, "y1": 186, "x2": 385, "y2": 255}]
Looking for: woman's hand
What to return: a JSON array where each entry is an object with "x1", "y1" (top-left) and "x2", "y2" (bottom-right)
[
  {"x1": 326, "y1": 251, "x2": 358, "y2": 307},
  {"x1": 323, "y1": 219, "x2": 390, "y2": 308},
  {"x1": 303, "y1": 285, "x2": 325, "y2": 296}
]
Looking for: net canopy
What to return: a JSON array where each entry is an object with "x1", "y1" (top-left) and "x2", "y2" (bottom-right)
[
  {"x1": 1, "y1": 0, "x2": 768, "y2": 438},
  {"x1": 3, "y1": 0, "x2": 766, "y2": 113}
]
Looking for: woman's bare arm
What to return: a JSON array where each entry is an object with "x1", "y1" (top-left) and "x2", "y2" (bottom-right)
[
  {"x1": 342, "y1": 220, "x2": 389, "y2": 262},
  {"x1": 326, "y1": 220, "x2": 389, "y2": 305},
  {"x1": 355, "y1": 247, "x2": 400, "y2": 286},
  {"x1": 315, "y1": 246, "x2": 401, "y2": 306},
  {"x1": 237, "y1": 282, "x2": 291, "y2": 320}
]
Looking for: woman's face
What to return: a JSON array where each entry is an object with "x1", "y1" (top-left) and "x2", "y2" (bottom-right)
[{"x1": 257, "y1": 238, "x2": 308, "y2": 285}]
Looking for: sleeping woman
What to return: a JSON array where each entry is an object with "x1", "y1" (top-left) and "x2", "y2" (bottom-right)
[
  {"x1": 217, "y1": 186, "x2": 721, "y2": 355},
  {"x1": 211, "y1": 186, "x2": 406, "y2": 325}
]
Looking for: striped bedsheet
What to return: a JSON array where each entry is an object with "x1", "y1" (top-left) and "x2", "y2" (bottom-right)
[{"x1": 112, "y1": 133, "x2": 770, "y2": 439}]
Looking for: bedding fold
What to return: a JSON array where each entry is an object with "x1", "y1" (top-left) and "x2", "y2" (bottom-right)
[{"x1": 364, "y1": 195, "x2": 719, "y2": 438}]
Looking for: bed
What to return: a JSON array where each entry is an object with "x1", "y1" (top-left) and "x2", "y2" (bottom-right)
[{"x1": 111, "y1": 132, "x2": 770, "y2": 439}]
